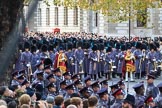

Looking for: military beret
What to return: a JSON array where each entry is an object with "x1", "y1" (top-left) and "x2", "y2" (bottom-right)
[{"x1": 97, "y1": 88, "x2": 108, "y2": 95}]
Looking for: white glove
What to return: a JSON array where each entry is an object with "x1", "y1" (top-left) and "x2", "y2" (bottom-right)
[
  {"x1": 27, "y1": 63, "x2": 31, "y2": 67},
  {"x1": 69, "y1": 57, "x2": 73, "y2": 60},
  {"x1": 122, "y1": 55, "x2": 125, "y2": 58},
  {"x1": 130, "y1": 56, "x2": 134, "y2": 59},
  {"x1": 79, "y1": 60, "x2": 83, "y2": 64},
  {"x1": 153, "y1": 59, "x2": 156, "y2": 62},
  {"x1": 93, "y1": 58, "x2": 97, "y2": 62}
]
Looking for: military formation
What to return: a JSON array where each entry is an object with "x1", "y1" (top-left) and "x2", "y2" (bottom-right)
[{"x1": 10, "y1": 32, "x2": 162, "y2": 108}]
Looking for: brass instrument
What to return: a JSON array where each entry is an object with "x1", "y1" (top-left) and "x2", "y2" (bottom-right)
[
  {"x1": 27, "y1": 62, "x2": 33, "y2": 83},
  {"x1": 79, "y1": 60, "x2": 84, "y2": 73},
  {"x1": 153, "y1": 58, "x2": 157, "y2": 72}
]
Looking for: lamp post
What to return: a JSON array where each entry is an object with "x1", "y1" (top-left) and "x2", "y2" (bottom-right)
[{"x1": 128, "y1": 0, "x2": 131, "y2": 42}]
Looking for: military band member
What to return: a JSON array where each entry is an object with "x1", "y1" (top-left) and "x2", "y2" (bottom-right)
[
  {"x1": 144, "y1": 95, "x2": 156, "y2": 108},
  {"x1": 109, "y1": 83, "x2": 119, "y2": 106},
  {"x1": 84, "y1": 76, "x2": 93, "y2": 94},
  {"x1": 64, "y1": 83, "x2": 75, "y2": 99},
  {"x1": 11, "y1": 71, "x2": 19, "y2": 86},
  {"x1": 89, "y1": 44, "x2": 98, "y2": 80},
  {"x1": 98, "y1": 43, "x2": 106, "y2": 77},
  {"x1": 141, "y1": 43, "x2": 148, "y2": 78},
  {"x1": 132, "y1": 82, "x2": 145, "y2": 108},
  {"x1": 31, "y1": 45, "x2": 39, "y2": 72},
  {"x1": 122, "y1": 94, "x2": 135, "y2": 108},
  {"x1": 145, "y1": 74, "x2": 159, "y2": 98},
  {"x1": 59, "y1": 80, "x2": 67, "y2": 97},
  {"x1": 124, "y1": 43, "x2": 135, "y2": 82},
  {"x1": 40, "y1": 44, "x2": 49, "y2": 59},
  {"x1": 117, "y1": 80, "x2": 126, "y2": 95},
  {"x1": 97, "y1": 88, "x2": 110, "y2": 108},
  {"x1": 32, "y1": 71, "x2": 44, "y2": 89},
  {"x1": 54, "y1": 47, "x2": 68, "y2": 74},
  {"x1": 53, "y1": 68, "x2": 63, "y2": 93},
  {"x1": 117, "y1": 44, "x2": 126, "y2": 79},
  {"x1": 79, "y1": 87, "x2": 91, "y2": 99},
  {"x1": 71, "y1": 73, "x2": 80, "y2": 82},
  {"x1": 16, "y1": 74, "x2": 25, "y2": 85},
  {"x1": 113, "y1": 42, "x2": 121, "y2": 78},
  {"x1": 21, "y1": 79, "x2": 30, "y2": 88},
  {"x1": 33, "y1": 61, "x2": 44, "y2": 79},
  {"x1": 155, "y1": 82, "x2": 162, "y2": 108},
  {"x1": 100, "y1": 79, "x2": 109, "y2": 89},
  {"x1": 111, "y1": 88, "x2": 124, "y2": 108},
  {"x1": 75, "y1": 41, "x2": 84, "y2": 74},
  {"x1": 66, "y1": 42, "x2": 75, "y2": 74},
  {"x1": 105, "y1": 46, "x2": 114, "y2": 79},
  {"x1": 134, "y1": 42, "x2": 142, "y2": 79},
  {"x1": 154, "y1": 42, "x2": 162, "y2": 77},
  {"x1": 147, "y1": 43, "x2": 157, "y2": 74},
  {"x1": 43, "y1": 65, "x2": 51, "y2": 79},
  {"x1": 20, "y1": 41, "x2": 32, "y2": 69},
  {"x1": 48, "y1": 44, "x2": 55, "y2": 63},
  {"x1": 90, "y1": 81, "x2": 100, "y2": 98},
  {"x1": 46, "y1": 73, "x2": 56, "y2": 84},
  {"x1": 62, "y1": 71, "x2": 72, "y2": 85},
  {"x1": 74, "y1": 79, "x2": 83, "y2": 93},
  {"x1": 83, "y1": 41, "x2": 91, "y2": 77},
  {"x1": 46, "y1": 83, "x2": 57, "y2": 98}
]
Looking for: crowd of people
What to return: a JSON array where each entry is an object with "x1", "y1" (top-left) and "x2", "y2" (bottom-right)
[{"x1": 0, "y1": 31, "x2": 162, "y2": 108}]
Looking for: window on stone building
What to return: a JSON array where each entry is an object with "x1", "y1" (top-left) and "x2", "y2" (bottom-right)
[
  {"x1": 95, "y1": 12, "x2": 98, "y2": 27},
  {"x1": 64, "y1": 7, "x2": 68, "y2": 25},
  {"x1": 55, "y1": 7, "x2": 58, "y2": 25},
  {"x1": 38, "y1": 8, "x2": 41, "y2": 26},
  {"x1": 46, "y1": 8, "x2": 50, "y2": 25},
  {"x1": 137, "y1": 9, "x2": 147, "y2": 27},
  {"x1": 74, "y1": 6, "x2": 78, "y2": 25}
]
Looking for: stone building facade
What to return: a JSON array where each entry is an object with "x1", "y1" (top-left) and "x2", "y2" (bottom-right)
[{"x1": 25, "y1": 0, "x2": 162, "y2": 38}]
